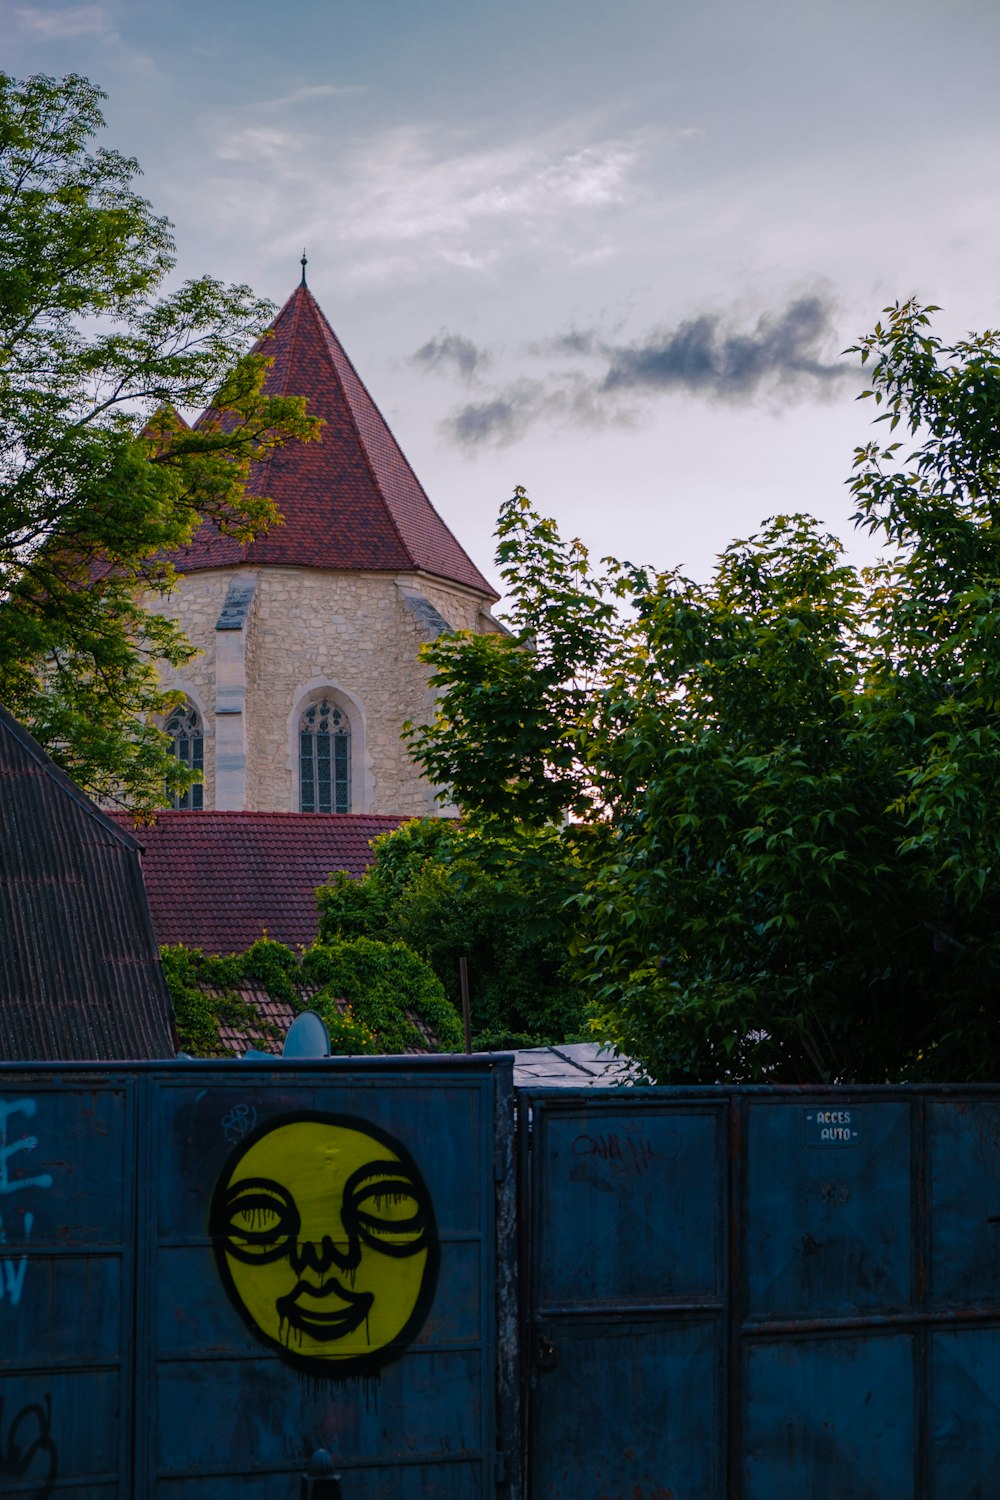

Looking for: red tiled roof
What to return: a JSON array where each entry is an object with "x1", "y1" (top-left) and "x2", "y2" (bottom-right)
[
  {"x1": 109, "y1": 810, "x2": 407, "y2": 955},
  {"x1": 216, "y1": 988, "x2": 296, "y2": 1056},
  {"x1": 213, "y1": 987, "x2": 437, "y2": 1058},
  {"x1": 165, "y1": 285, "x2": 497, "y2": 598}
]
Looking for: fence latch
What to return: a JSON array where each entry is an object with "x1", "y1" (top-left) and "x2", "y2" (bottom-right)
[
  {"x1": 300, "y1": 1448, "x2": 342, "y2": 1500},
  {"x1": 535, "y1": 1332, "x2": 559, "y2": 1370}
]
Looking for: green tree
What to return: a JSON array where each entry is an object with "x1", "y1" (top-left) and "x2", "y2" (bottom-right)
[
  {"x1": 316, "y1": 818, "x2": 589, "y2": 1049},
  {"x1": 406, "y1": 302, "x2": 1000, "y2": 1084},
  {"x1": 0, "y1": 73, "x2": 318, "y2": 808}
]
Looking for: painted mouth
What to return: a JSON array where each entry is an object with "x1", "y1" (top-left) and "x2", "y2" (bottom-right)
[{"x1": 276, "y1": 1279, "x2": 374, "y2": 1342}]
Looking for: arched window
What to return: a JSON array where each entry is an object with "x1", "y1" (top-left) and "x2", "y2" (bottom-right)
[
  {"x1": 299, "y1": 697, "x2": 350, "y2": 813},
  {"x1": 165, "y1": 701, "x2": 204, "y2": 810}
]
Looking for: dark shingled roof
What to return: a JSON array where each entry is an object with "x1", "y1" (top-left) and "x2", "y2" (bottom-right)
[
  {"x1": 0, "y1": 705, "x2": 175, "y2": 1060},
  {"x1": 108, "y1": 810, "x2": 408, "y2": 955},
  {"x1": 165, "y1": 284, "x2": 497, "y2": 598}
]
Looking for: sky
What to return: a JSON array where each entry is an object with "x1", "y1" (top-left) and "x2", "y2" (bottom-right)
[{"x1": 8, "y1": 0, "x2": 1000, "y2": 596}]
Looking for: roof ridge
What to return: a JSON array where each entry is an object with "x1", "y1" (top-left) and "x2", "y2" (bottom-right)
[
  {"x1": 305, "y1": 292, "x2": 495, "y2": 591},
  {"x1": 238, "y1": 286, "x2": 309, "y2": 563},
  {"x1": 301, "y1": 290, "x2": 420, "y2": 572}
]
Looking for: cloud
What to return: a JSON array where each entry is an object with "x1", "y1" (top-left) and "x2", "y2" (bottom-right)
[
  {"x1": 442, "y1": 292, "x2": 855, "y2": 447},
  {"x1": 410, "y1": 331, "x2": 491, "y2": 380},
  {"x1": 601, "y1": 296, "x2": 846, "y2": 398},
  {"x1": 214, "y1": 126, "x2": 308, "y2": 165},
  {"x1": 184, "y1": 110, "x2": 651, "y2": 286},
  {"x1": 444, "y1": 374, "x2": 637, "y2": 447},
  {"x1": 337, "y1": 126, "x2": 642, "y2": 252},
  {"x1": 255, "y1": 84, "x2": 367, "y2": 110},
  {"x1": 14, "y1": 3, "x2": 113, "y2": 36},
  {"x1": 446, "y1": 381, "x2": 546, "y2": 445}
]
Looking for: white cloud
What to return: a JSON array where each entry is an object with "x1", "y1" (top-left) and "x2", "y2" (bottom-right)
[
  {"x1": 14, "y1": 3, "x2": 113, "y2": 37},
  {"x1": 176, "y1": 99, "x2": 653, "y2": 289},
  {"x1": 181, "y1": 105, "x2": 653, "y2": 288},
  {"x1": 214, "y1": 125, "x2": 309, "y2": 165},
  {"x1": 338, "y1": 122, "x2": 643, "y2": 246},
  {"x1": 255, "y1": 83, "x2": 367, "y2": 110}
]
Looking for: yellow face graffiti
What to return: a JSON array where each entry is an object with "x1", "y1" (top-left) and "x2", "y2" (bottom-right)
[{"x1": 210, "y1": 1114, "x2": 437, "y2": 1375}]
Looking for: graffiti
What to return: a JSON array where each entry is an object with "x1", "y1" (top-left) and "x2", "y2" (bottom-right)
[
  {"x1": 221, "y1": 1103, "x2": 258, "y2": 1145},
  {"x1": 572, "y1": 1131, "x2": 656, "y2": 1177},
  {"x1": 0, "y1": 1100, "x2": 53, "y2": 1309},
  {"x1": 210, "y1": 1112, "x2": 438, "y2": 1376},
  {"x1": 0, "y1": 1394, "x2": 58, "y2": 1498}
]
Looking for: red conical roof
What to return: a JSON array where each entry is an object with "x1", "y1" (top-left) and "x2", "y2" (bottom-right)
[{"x1": 166, "y1": 284, "x2": 497, "y2": 598}]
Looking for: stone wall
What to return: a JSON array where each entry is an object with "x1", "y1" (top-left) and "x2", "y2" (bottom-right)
[{"x1": 147, "y1": 566, "x2": 497, "y2": 815}]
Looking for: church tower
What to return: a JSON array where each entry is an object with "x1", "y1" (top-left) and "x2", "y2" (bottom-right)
[{"x1": 151, "y1": 274, "x2": 499, "y2": 816}]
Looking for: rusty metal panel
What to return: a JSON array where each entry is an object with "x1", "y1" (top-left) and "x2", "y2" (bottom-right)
[
  {"x1": 524, "y1": 1086, "x2": 1000, "y2": 1499},
  {"x1": 525, "y1": 1094, "x2": 727, "y2": 1499},
  {"x1": 529, "y1": 1315, "x2": 722, "y2": 1500},
  {"x1": 738, "y1": 1096, "x2": 919, "y2": 1498},
  {"x1": 924, "y1": 1098, "x2": 1000, "y2": 1498},
  {"x1": 0, "y1": 1073, "x2": 134, "y2": 1498},
  {"x1": 135, "y1": 1060, "x2": 510, "y2": 1499},
  {"x1": 928, "y1": 1097, "x2": 1000, "y2": 1307},
  {"x1": 743, "y1": 1332, "x2": 915, "y2": 1499},
  {"x1": 928, "y1": 1326, "x2": 1000, "y2": 1497},
  {"x1": 743, "y1": 1098, "x2": 912, "y2": 1320}
]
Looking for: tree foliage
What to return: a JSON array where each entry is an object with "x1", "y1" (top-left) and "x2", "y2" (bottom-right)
[
  {"x1": 407, "y1": 302, "x2": 1000, "y2": 1083},
  {"x1": 0, "y1": 73, "x2": 318, "y2": 808},
  {"x1": 316, "y1": 818, "x2": 589, "y2": 1049}
]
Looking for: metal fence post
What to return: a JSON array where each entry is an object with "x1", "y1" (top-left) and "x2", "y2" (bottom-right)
[{"x1": 300, "y1": 1447, "x2": 342, "y2": 1500}]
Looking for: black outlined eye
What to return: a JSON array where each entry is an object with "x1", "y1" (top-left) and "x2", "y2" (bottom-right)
[
  {"x1": 220, "y1": 1178, "x2": 299, "y2": 1263},
  {"x1": 343, "y1": 1162, "x2": 429, "y2": 1257}
]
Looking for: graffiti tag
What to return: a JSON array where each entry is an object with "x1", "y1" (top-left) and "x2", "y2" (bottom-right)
[
  {"x1": 0, "y1": 1099, "x2": 53, "y2": 1308},
  {"x1": 572, "y1": 1131, "x2": 656, "y2": 1176},
  {"x1": 0, "y1": 1394, "x2": 58, "y2": 1498},
  {"x1": 221, "y1": 1102, "x2": 258, "y2": 1145}
]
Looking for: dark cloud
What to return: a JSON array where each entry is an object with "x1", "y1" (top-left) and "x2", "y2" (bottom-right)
[
  {"x1": 449, "y1": 395, "x2": 526, "y2": 445},
  {"x1": 441, "y1": 291, "x2": 855, "y2": 447},
  {"x1": 443, "y1": 375, "x2": 635, "y2": 447},
  {"x1": 409, "y1": 330, "x2": 490, "y2": 380},
  {"x1": 601, "y1": 296, "x2": 846, "y2": 398},
  {"x1": 445, "y1": 379, "x2": 551, "y2": 445},
  {"x1": 531, "y1": 328, "x2": 603, "y2": 358}
]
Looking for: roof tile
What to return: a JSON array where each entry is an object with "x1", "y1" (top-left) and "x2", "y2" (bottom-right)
[
  {"x1": 109, "y1": 810, "x2": 408, "y2": 954},
  {"x1": 165, "y1": 286, "x2": 497, "y2": 598},
  {"x1": 1, "y1": 705, "x2": 175, "y2": 1060}
]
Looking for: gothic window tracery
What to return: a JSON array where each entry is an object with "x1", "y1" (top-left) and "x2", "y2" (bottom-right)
[
  {"x1": 165, "y1": 701, "x2": 204, "y2": 810},
  {"x1": 299, "y1": 697, "x2": 350, "y2": 813}
]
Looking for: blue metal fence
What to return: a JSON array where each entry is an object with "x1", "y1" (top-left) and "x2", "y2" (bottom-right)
[
  {"x1": 0, "y1": 1058, "x2": 516, "y2": 1500},
  {"x1": 6, "y1": 1069, "x2": 1000, "y2": 1497},
  {"x1": 522, "y1": 1085, "x2": 1000, "y2": 1500}
]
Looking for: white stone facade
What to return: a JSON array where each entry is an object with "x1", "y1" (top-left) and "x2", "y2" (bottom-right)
[{"x1": 150, "y1": 565, "x2": 496, "y2": 815}]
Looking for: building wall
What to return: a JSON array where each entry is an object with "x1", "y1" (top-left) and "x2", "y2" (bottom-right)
[
  {"x1": 149, "y1": 566, "x2": 493, "y2": 815},
  {"x1": 152, "y1": 570, "x2": 229, "y2": 811}
]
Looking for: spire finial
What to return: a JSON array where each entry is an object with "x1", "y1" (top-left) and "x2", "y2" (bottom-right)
[{"x1": 300, "y1": 249, "x2": 308, "y2": 287}]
